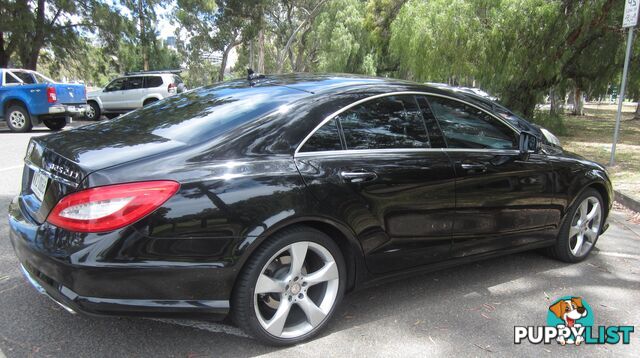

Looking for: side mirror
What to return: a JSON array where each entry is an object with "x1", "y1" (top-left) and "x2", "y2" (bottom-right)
[{"x1": 519, "y1": 131, "x2": 539, "y2": 158}]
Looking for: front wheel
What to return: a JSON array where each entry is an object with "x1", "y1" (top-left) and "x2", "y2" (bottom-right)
[
  {"x1": 549, "y1": 188, "x2": 604, "y2": 263},
  {"x1": 85, "y1": 102, "x2": 100, "y2": 121},
  {"x1": 43, "y1": 118, "x2": 66, "y2": 131},
  {"x1": 232, "y1": 227, "x2": 346, "y2": 346}
]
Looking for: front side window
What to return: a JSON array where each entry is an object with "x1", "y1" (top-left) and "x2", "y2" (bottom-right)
[
  {"x1": 337, "y1": 95, "x2": 430, "y2": 150},
  {"x1": 427, "y1": 96, "x2": 517, "y2": 149},
  {"x1": 105, "y1": 78, "x2": 126, "y2": 92}
]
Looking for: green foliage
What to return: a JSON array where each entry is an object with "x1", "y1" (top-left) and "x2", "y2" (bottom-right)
[{"x1": 532, "y1": 111, "x2": 567, "y2": 136}]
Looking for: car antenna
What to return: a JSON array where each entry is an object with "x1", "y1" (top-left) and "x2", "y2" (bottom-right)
[{"x1": 247, "y1": 68, "x2": 265, "y2": 85}]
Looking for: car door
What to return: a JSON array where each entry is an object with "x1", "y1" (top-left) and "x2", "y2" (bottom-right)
[
  {"x1": 100, "y1": 78, "x2": 127, "y2": 110},
  {"x1": 123, "y1": 76, "x2": 144, "y2": 109},
  {"x1": 295, "y1": 94, "x2": 456, "y2": 274},
  {"x1": 424, "y1": 94, "x2": 557, "y2": 257}
]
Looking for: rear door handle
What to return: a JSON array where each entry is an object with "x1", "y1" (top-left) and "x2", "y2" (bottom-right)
[
  {"x1": 340, "y1": 171, "x2": 378, "y2": 183},
  {"x1": 460, "y1": 163, "x2": 487, "y2": 172}
]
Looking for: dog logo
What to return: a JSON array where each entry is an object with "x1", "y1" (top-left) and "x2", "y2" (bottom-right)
[
  {"x1": 547, "y1": 297, "x2": 590, "y2": 345},
  {"x1": 514, "y1": 295, "x2": 634, "y2": 345}
]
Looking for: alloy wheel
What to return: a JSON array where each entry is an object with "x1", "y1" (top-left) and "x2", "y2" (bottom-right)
[
  {"x1": 253, "y1": 241, "x2": 339, "y2": 339},
  {"x1": 9, "y1": 111, "x2": 26, "y2": 128},
  {"x1": 569, "y1": 196, "x2": 602, "y2": 256},
  {"x1": 87, "y1": 106, "x2": 96, "y2": 119}
]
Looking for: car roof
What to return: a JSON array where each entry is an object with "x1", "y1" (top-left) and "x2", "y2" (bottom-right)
[{"x1": 218, "y1": 73, "x2": 470, "y2": 98}]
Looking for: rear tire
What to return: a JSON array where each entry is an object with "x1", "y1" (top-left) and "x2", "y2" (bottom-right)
[
  {"x1": 548, "y1": 188, "x2": 604, "y2": 263},
  {"x1": 232, "y1": 226, "x2": 346, "y2": 346},
  {"x1": 5, "y1": 105, "x2": 32, "y2": 132},
  {"x1": 43, "y1": 118, "x2": 67, "y2": 131}
]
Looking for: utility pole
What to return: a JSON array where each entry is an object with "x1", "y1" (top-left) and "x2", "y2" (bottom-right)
[{"x1": 611, "y1": 1, "x2": 639, "y2": 166}]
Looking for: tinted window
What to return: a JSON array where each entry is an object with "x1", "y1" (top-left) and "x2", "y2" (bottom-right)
[
  {"x1": 6, "y1": 71, "x2": 35, "y2": 84},
  {"x1": 126, "y1": 77, "x2": 144, "y2": 90},
  {"x1": 105, "y1": 78, "x2": 126, "y2": 91},
  {"x1": 173, "y1": 75, "x2": 183, "y2": 84},
  {"x1": 145, "y1": 76, "x2": 163, "y2": 88},
  {"x1": 300, "y1": 118, "x2": 342, "y2": 152},
  {"x1": 337, "y1": 95, "x2": 430, "y2": 150},
  {"x1": 415, "y1": 96, "x2": 447, "y2": 148},
  {"x1": 428, "y1": 96, "x2": 517, "y2": 149},
  {"x1": 90, "y1": 81, "x2": 308, "y2": 145}
]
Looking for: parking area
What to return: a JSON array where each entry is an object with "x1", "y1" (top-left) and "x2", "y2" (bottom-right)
[{"x1": 0, "y1": 125, "x2": 638, "y2": 357}]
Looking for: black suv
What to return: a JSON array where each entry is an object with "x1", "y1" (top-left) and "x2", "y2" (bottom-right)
[{"x1": 9, "y1": 74, "x2": 611, "y2": 345}]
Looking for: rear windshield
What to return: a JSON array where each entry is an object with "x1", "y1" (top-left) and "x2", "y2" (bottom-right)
[{"x1": 91, "y1": 81, "x2": 309, "y2": 144}]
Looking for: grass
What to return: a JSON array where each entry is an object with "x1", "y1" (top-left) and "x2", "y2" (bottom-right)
[{"x1": 554, "y1": 103, "x2": 640, "y2": 198}]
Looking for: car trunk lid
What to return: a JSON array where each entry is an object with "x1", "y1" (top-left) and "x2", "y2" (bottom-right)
[{"x1": 20, "y1": 128, "x2": 186, "y2": 224}]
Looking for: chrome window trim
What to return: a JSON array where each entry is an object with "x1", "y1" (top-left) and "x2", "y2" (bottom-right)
[
  {"x1": 294, "y1": 91, "x2": 521, "y2": 157},
  {"x1": 295, "y1": 148, "x2": 521, "y2": 158}
]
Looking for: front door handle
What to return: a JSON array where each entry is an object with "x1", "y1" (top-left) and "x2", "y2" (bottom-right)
[
  {"x1": 340, "y1": 171, "x2": 378, "y2": 183},
  {"x1": 460, "y1": 163, "x2": 487, "y2": 172}
]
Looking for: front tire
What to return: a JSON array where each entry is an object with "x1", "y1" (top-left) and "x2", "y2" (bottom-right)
[
  {"x1": 5, "y1": 105, "x2": 32, "y2": 132},
  {"x1": 85, "y1": 101, "x2": 100, "y2": 121},
  {"x1": 43, "y1": 118, "x2": 66, "y2": 131},
  {"x1": 232, "y1": 227, "x2": 346, "y2": 346},
  {"x1": 549, "y1": 188, "x2": 604, "y2": 263}
]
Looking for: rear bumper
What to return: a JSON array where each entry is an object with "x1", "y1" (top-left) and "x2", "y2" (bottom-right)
[
  {"x1": 8, "y1": 196, "x2": 230, "y2": 319},
  {"x1": 47, "y1": 104, "x2": 88, "y2": 117}
]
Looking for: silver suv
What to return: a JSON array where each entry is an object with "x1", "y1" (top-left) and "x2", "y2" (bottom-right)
[{"x1": 86, "y1": 70, "x2": 185, "y2": 120}]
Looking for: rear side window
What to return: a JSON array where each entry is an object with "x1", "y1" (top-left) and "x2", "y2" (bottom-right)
[
  {"x1": 300, "y1": 118, "x2": 342, "y2": 152},
  {"x1": 427, "y1": 96, "x2": 517, "y2": 150},
  {"x1": 126, "y1": 77, "x2": 144, "y2": 90},
  {"x1": 145, "y1": 76, "x2": 163, "y2": 88},
  {"x1": 337, "y1": 95, "x2": 430, "y2": 150}
]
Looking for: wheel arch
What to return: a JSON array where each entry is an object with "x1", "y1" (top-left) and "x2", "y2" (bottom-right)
[
  {"x1": 143, "y1": 96, "x2": 161, "y2": 105},
  {"x1": 562, "y1": 179, "x2": 612, "y2": 234},
  {"x1": 4, "y1": 98, "x2": 29, "y2": 113},
  {"x1": 234, "y1": 216, "x2": 366, "y2": 294}
]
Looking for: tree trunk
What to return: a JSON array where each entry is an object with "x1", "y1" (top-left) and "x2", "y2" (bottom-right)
[
  {"x1": 257, "y1": 30, "x2": 265, "y2": 73},
  {"x1": 549, "y1": 87, "x2": 564, "y2": 116},
  {"x1": 572, "y1": 87, "x2": 584, "y2": 116},
  {"x1": 25, "y1": 0, "x2": 46, "y2": 70},
  {"x1": 276, "y1": 0, "x2": 328, "y2": 73},
  {"x1": 249, "y1": 39, "x2": 255, "y2": 70},
  {"x1": 218, "y1": 41, "x2": 239, "y2": 82},
  {"x1": 0, "y1": 32, "x2": 7, "y2": 68},
  {"x1": 634, "y1": 101, "x2": 640, "y2": 120},
  {"x1": 139, "y1": 0, "x2": 149, "y2": 71}
]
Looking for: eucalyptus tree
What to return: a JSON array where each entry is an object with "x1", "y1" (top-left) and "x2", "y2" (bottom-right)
[{"x1": 0, "y1": 0, "x2": 127, "y2": 70}]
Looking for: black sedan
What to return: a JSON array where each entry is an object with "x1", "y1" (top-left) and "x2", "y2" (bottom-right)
[{"x1": 8, "y1": 74, "x2": 612, "y2": 345}]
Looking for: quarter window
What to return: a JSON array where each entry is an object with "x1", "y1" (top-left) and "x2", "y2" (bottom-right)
[
  {"x1": 300, "y1": 118, "x2": 342, "y2": 152},
  {"x1": 427, "y1": 96, "x2": 517, "y2": 149},
  {"x1": 145, "y1": 76, "x2": 163, "y2": 88},
  {"x1": 337, "y1": 95, "x2": 430, "y2": 150}
]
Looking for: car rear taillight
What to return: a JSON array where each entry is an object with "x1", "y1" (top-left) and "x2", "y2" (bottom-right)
[
  {"x1": 47, "y1": 87, "x2": 57, "y2": 103},
  {"x1": 47, "y1": 181, "x2": 179, "y2": 233},
  {"x1": 168, "y1": 83, "x2": 177, "y2": 94}
]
